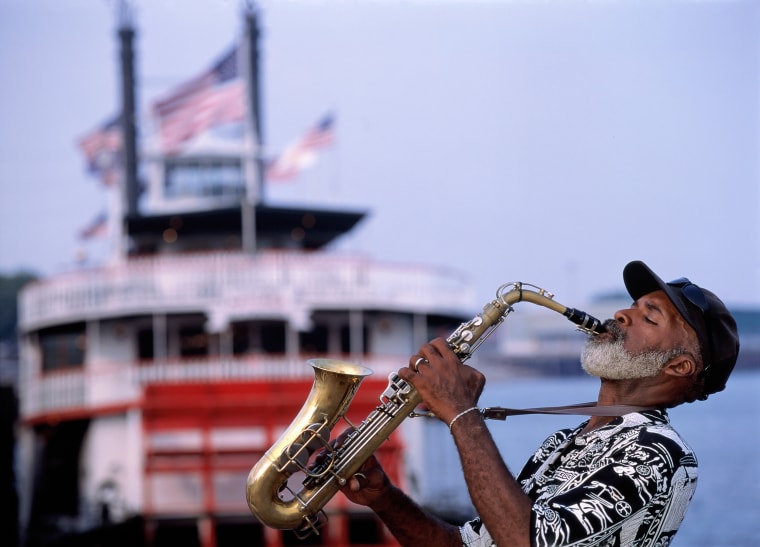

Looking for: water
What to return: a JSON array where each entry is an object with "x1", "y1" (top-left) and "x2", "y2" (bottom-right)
[{"x1": 476, "y1": 369, "x2": 760, "y2": 547}]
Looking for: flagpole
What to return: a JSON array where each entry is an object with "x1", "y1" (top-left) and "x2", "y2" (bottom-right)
[{"x1": 241, "y1": 2, "x2": 262, "y2": 254}]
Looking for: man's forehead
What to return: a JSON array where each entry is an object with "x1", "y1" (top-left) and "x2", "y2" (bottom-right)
[
  {"x1": 638, "y1": 290, "x2": 688, "y2": 324},
  {"x1": 638, "y1": 290, "x2": 677, "y2": 313}
]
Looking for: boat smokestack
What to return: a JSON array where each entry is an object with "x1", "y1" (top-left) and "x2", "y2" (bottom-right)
[
  {"x1": 118, "y1": 5, "x2": 139, "y2": 218},
  {"x1": 241, "y1": 5, "x2": 263, "y2": 253}
]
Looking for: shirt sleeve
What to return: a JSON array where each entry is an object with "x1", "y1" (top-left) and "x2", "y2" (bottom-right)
[{"x1": 459, "y1": 517, "x2": 495, "y2": 547}]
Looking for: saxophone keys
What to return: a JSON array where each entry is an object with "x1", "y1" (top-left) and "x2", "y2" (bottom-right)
[{"x1": 279, "y1": 443, "x2": 310, "y2": 474}]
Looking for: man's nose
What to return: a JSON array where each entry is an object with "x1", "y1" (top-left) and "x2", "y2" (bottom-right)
[{"x1": 613, "y1": 309, "x2": 632, "y2": 325}]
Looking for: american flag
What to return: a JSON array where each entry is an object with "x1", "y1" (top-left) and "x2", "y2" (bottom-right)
[
  {"x1": 266, "y1": 113, "x2": 336, "y2": 182},
  {"x1": 79, "y1": 115, "x2": 122, "y2": 186},
  {"x1": 79, "y1": 212, "x2": 108, "y2": 240},
  {"x1": 152, "y1": 45, "x2": 246, "y2": 153}
]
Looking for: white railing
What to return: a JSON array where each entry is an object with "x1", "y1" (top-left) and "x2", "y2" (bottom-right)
[
  {"x1": 20, "y1": 354, "x2": 402, "y2": 420},
  {"x1": 19, "y1": 251, "x2": 474, "y2": 330}
]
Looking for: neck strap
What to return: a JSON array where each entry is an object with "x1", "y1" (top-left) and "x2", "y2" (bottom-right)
[{"x1": 480, "y1": 402, "x2": 660, "y2": 421}]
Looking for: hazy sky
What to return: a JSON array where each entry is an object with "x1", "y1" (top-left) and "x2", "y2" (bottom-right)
[{"x1": 1, "y1": 0, "x2": 758, "y2": 308}]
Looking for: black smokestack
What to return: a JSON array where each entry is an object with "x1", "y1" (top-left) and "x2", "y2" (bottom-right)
[{"x1": 118, "y1": 8, "x2": 139, "y2": 218}]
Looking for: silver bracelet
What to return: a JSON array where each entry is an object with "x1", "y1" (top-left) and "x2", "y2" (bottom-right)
[{"x1": 448, "y1": 406, "x2": 481, "y2": 432}]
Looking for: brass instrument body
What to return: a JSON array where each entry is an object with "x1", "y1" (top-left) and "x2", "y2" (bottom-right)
[
  {"x1": 245, "y1": 283, "x2": 604, "y2": 534},
  {"x1": 245, "y1": 358, "x2": 373, "y2": 532}
]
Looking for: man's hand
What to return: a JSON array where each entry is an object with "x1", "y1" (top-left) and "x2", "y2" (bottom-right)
[
  {"x1": 397, "y1": 337, "x2": 486, "y2": 425},
  {"x1": 318, "y1": 427, "x2": 392, "y2": 509},
  {"x1": 340, "y1": 453, "x2": 392, "y2": 510},
  {"x1": 313, "y1": 374, "x2": 478, "y2": 547}
]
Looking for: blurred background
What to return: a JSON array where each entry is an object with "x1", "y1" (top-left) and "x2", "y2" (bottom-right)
[{"x1": 1, "y1": 0, "x2": 758, "y2": 546}]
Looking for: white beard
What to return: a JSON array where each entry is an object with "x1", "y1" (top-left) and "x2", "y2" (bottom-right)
[{"x1": 581, "y1": 328, "x2": 675, "y2": 380}]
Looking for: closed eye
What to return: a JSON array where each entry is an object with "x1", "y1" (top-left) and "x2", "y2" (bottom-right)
[{"x1": 643, "y1": 302, "x2": 664, "y2": 325}]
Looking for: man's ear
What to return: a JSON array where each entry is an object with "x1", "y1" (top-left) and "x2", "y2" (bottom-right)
[{"x1": 662, "y1": 354, "x2": 697, "y2": 378}]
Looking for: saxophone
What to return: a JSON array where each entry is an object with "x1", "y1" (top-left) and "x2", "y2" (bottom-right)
[{"x1": 245, "y1": 282, "x2": 605, "y2": 535}]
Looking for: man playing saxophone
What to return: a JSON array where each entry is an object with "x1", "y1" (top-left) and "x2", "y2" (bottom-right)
[{"x1": 340, "y1": 260, "x2": 739, "y2": 546}]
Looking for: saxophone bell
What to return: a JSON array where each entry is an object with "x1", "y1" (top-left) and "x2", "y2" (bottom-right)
[{"x1": 245, "y1": 358, "x2": 372, "y2": 534}]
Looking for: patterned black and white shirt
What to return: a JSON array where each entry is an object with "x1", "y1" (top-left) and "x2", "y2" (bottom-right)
[{"x1": 460, "y1": 410, "x2": 698, "y2": 546}]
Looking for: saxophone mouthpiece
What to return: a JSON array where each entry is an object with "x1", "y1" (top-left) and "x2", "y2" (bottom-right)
[{"x1": 563, "y1": 307, "x2": 606, "y2": 335}]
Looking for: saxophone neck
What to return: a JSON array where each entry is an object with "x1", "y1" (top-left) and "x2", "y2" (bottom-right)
[{"x1": 447, "y1": 282, "x2": 606, "y2": 360}]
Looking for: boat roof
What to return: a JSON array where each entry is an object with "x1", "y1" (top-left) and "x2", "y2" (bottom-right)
[{"x1": 126, "y1": 203, "x2": 367, "y2": 253}]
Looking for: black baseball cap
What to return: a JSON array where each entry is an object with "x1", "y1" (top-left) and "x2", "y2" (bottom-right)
[{"x1": 623, "y1": 260, "x2": 740, "y2": 397}]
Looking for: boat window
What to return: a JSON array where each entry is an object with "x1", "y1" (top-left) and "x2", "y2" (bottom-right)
[
  {"x1": 164, "y1": 158, "x2": 244, "y2": 199},
  {"x1": 39, "y1": 323, "x2": 86, "y2": 372}
]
